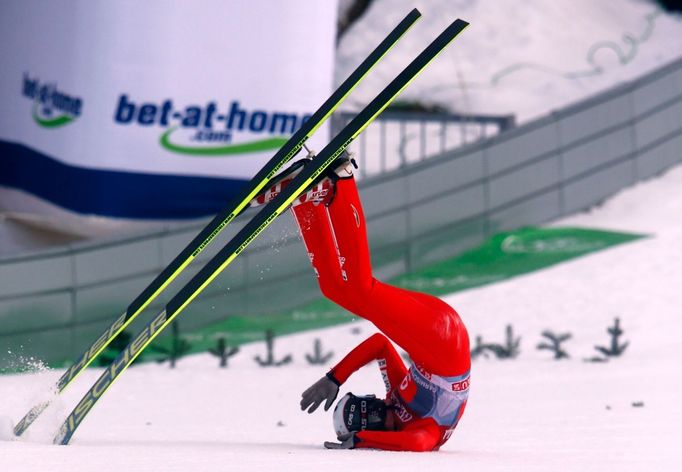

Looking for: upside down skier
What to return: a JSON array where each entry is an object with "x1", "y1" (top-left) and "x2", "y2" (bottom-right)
[{"x1": 259, "y1": 153, "x2": 470, "y2": 452}]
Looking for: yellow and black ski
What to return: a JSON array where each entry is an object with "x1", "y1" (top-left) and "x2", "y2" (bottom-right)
[
  {"x1": 54, "y1": 17, "x2": 470, "y2": 445},
  {"x1": 12, "y1": 9, "x2": 422, "y2": 438}
]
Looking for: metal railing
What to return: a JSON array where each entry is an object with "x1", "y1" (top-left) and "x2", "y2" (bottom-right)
[{"x1": 331, "y1": 110, "x2": 515, "y2": 178}]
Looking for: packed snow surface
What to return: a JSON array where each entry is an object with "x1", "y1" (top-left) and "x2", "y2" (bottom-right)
[{"x1": 2, "y1": 157, "x2": 681, "y2": 470}]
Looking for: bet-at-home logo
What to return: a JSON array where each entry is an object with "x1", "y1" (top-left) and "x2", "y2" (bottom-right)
[
  {"x1": 114, "y1": 94, "x2": 311, "y2": 156},
  {"x1": 22, "y1": 73, "x2": 83, "y2": 128}
]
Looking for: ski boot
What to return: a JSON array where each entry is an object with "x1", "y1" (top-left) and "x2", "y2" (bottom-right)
[{"x1": 250, "y1": 150, "x2": 357, "y2": 209}]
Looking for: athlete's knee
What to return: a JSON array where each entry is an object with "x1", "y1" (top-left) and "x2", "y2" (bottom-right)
[{"x1": 319, "y1": 276, "x2": 375, "y2": 314}]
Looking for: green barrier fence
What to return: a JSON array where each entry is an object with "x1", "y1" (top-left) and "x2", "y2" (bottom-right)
[
  {"x1": 139, "y1": 226, "x2": 645, "y2": 359},
  {"x1": 0, "y1": 226, "x2": 644, "y2": 372}
]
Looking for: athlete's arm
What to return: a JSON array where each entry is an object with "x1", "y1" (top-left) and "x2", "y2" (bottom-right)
[
  {"x1": 301, "y1": 333, "x2": 405, "y2": 413},
  {"x1": 329, "y1": 333, "x2": 407, "y2": 391},
  {"x1": 355, "y1": 424, "x2": 441, "y2": 452}
]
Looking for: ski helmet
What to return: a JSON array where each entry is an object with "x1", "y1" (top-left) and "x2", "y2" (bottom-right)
[{"x1": 332, "y1": 393, "x2": 388, "y2": 436}]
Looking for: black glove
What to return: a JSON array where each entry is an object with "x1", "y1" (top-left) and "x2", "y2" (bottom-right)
[
  {"x1": 324, "y1": 432, "x2": 357, "y2": 449},
  {"x1": 300, "y1": 373, "x2": 340, "y2": 413}
]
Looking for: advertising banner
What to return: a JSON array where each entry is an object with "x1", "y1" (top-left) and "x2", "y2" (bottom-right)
[{"x1": 0, "y1": 0, "x2": 338, "y2": 222}]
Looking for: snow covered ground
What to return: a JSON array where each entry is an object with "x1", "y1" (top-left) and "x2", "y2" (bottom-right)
[
  {"x1": 339, "y1": 0, "x2": 682, "y2": 177},
  {"x1": 338, "y1": 0, "x2": 682, "y2": 123},
  {"x1": 4, "y1": 3, "x2": 681, "y2": 468},
  {"x1": 2, "y1": 156, "x2": 681, "y2": 470}
]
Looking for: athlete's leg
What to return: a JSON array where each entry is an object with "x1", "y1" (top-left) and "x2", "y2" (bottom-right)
[
  {"x1": 292, "y1": 198, "x2": 354, "y2": 293},
  {"x1": 365, "y1": 281, "x2": 470, "y2": 375},
  {"x1": 320, "y1": 178, "x2": 469, "y2": 376}
]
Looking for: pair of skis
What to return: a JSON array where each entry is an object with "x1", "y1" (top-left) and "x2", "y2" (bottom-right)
[{"x1": 12, "y1": 9, "x2": 468, "y2": 445}]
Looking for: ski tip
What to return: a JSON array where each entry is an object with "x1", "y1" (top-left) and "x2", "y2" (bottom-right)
[
  {"x1": 407, "y1": 8, "x2": 421, "y2": 19},
  {"x1": 437, "y1": 18, "x2": 470, "y2": 43},
  {"x1": 453, "y1": 18, "x2": 470, "y2": 29}
]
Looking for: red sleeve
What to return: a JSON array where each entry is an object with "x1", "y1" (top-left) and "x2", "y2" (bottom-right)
[
  {"x1": 329, "y1": 333, "x2": 407, "y2": 393},
  {"x1": 355, "y1": 423, "x2": 441, "y2": 452}
]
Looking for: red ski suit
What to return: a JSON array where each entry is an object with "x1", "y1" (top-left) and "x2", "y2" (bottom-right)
[{"x1": 292, "y1": 177, "x2": 470, "y2": 452}]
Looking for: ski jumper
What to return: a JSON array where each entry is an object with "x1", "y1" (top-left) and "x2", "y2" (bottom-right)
[{"x1": 292, "y1": 176, "x2": 470, "y2": 452}]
